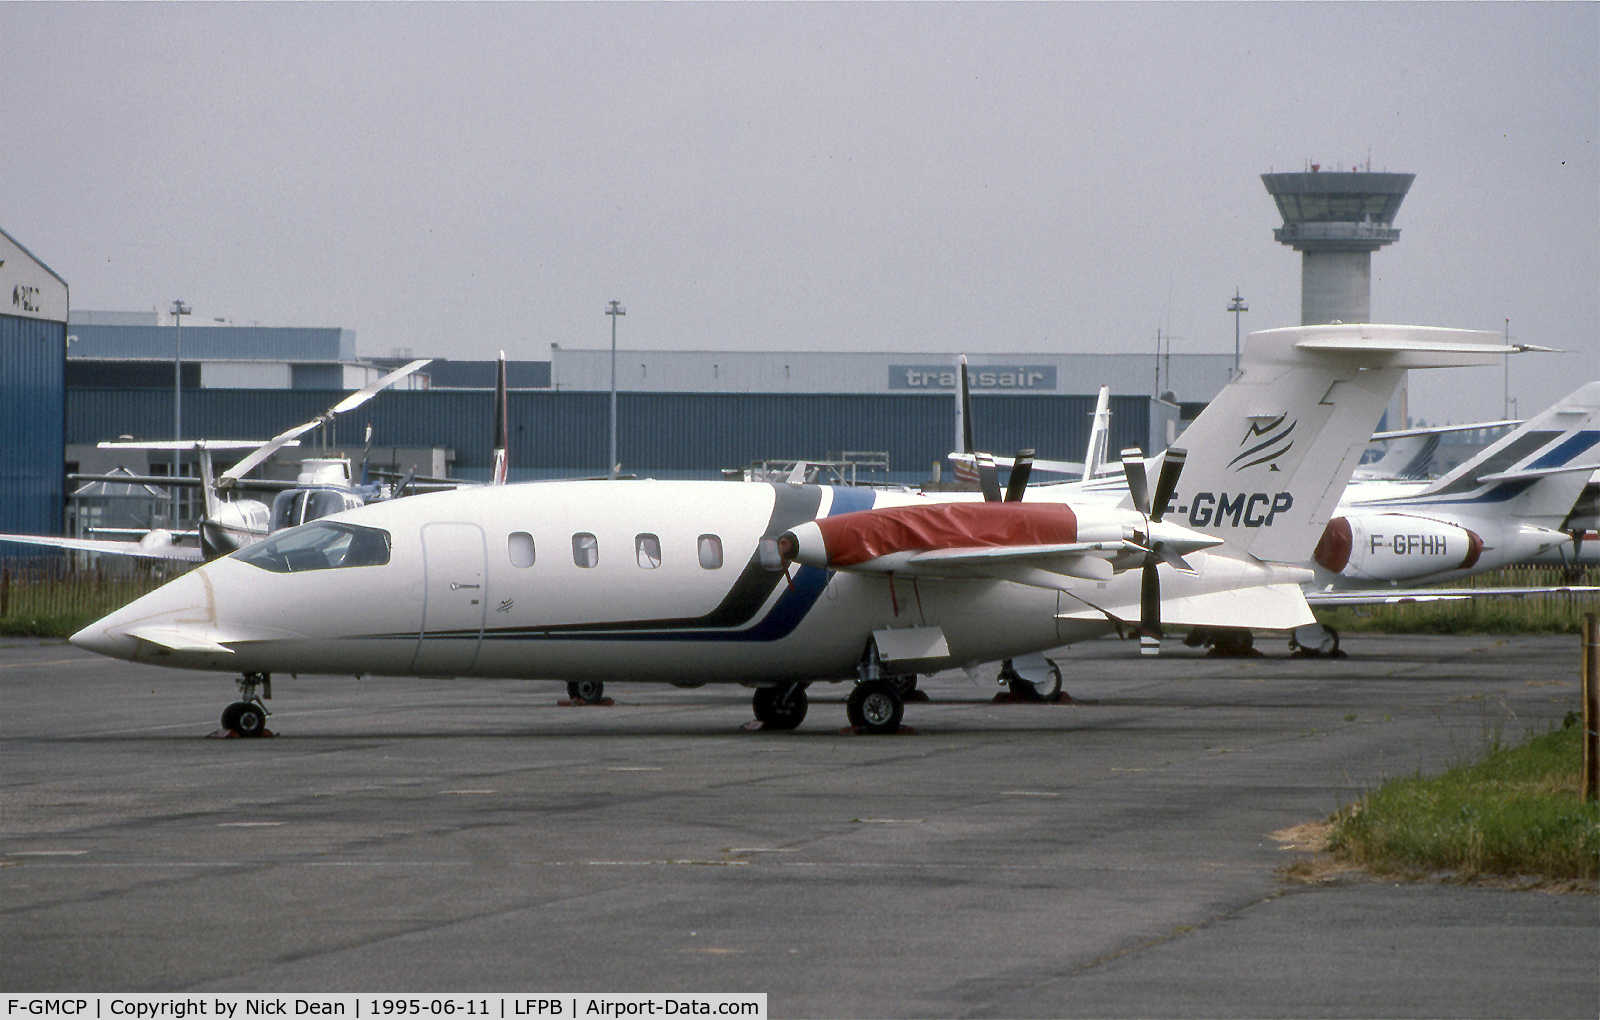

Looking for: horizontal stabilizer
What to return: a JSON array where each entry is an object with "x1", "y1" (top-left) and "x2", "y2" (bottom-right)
[{"x1": 1288, "y1": 326, "x2": 1510, "y2": 367}]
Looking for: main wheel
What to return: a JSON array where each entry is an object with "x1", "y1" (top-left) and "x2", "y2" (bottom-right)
[
  {"x1": 223, "y1": 701, "x2": 267, "y2": 737},
  {"x1": 1211, "y1": 628, "x2": 1254, "y2": 655},
  {"x1": 846, "y1": 680, "x2": 904, "y2": 735},
  {"x1": 1315, "y1": 625, "x2": 1340, "y2": 655},
  {"x1": 1007, "y1": 659, "x2": 1062, "y2": 702},
  {"x1": 567, "y1": 680, "x2": 605, "y2": 703},
  {"x1": 751, "y1": 683, "x2": 809, "y2": 730}
]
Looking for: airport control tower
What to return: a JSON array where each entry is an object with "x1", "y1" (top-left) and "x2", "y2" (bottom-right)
[{"x1": 1262, "y1": 167, "x2": 1414, "y2": 325}]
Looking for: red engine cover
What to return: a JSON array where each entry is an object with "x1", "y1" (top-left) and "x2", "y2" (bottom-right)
[{"x1": 815, "y1": 502, "x2": 1081, "y2": 566}]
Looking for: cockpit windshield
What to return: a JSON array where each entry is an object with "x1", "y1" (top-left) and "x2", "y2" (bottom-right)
[{"x1": 236, "y1": 522, "x2": 392, "y2": 573}]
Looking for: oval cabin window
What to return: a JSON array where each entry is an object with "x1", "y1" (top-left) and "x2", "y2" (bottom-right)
[
  {"x1": 508, "y1": 532, "x2": 536, "y2": 568},
  {"x1": 636, "y1": 534, "x2": 662, "y2": 569},
  {"x1": 572, "y1": 533, "x2": 599, "y2": 568},
  {"x1": 698, "y1": 534, "x2": 723, "y2": 570}
]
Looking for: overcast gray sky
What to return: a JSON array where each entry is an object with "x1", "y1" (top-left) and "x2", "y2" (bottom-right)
[{"x1": 4, "y1": 2, "x2": 1594, "y2": 424}]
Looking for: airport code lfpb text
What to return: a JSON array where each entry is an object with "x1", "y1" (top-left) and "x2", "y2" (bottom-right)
[{"x1": 5, "y1": 999, "x2": 764, "y2": 1020}]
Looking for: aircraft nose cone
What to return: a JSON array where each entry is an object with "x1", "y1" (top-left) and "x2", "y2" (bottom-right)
[
  {"x1": 68, "y1": 567, "x2": 215, "y2": 663},
  {"x1": 70, "y1": 616, "x2": 135, "y2": 660}
]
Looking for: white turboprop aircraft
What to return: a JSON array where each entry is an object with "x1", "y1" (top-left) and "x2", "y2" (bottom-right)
[{"x1": 70, "y1": 324, "x2": 1509, "y2": 737}]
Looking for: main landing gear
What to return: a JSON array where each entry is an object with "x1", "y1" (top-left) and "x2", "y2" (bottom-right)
[
  {"x1": 221, "y1": 672, "x2": 271, "y2": 737},
  {"x1": 567, "y1": 680, "x2": 606, "y2": 703},
  {"x1": 751, "y1": 682, "x2": 809, "y2": 730},
  {"x1": 845, "y1": 640, "x2": 906, "y2": 734},
  {"x1": 846, "y1": 680, "x2": 904, "y2": 734},
  {"x1": 1289, "y1": 623, "x2": 1342, "y2": 658},
  {"x1": 997, "y1": 658, "x2": 1063, "y2": 702}
]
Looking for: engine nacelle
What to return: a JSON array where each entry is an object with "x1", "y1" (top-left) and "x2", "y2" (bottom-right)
[{"x1": 1313, "y1": 513, "x2": 1483, "y2": 582}]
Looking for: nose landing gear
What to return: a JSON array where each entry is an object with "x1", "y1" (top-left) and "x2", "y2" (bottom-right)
[{"x1": 221, "y1": 672, "x2": 272, "y2": 737}]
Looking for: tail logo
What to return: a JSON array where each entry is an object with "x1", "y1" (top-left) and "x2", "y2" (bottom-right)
[{"x1": 1229, "y1": 416, "x2": 1297, "y2": 473}]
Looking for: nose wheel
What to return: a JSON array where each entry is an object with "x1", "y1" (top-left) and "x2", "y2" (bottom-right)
[{"x1": 221, "y1": 672, "x2": 271, "y2": 737}]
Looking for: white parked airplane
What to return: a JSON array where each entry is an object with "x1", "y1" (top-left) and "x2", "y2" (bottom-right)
[
  {"x1": 70, "y1": 324, "x2": 1510, "y2": 736},
  {"x1": 1305, "y1": 381, "x2": 1600, "y2": 601}
]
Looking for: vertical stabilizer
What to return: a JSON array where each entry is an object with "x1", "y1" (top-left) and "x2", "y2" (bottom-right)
[
  {"x1": 1156, "y1": 324, "x2": 1507, "y2": 563},
  {"x1": 491, "y1": 352, "x2": 510, "y2": 486},
  {"x1": 1083, "y1": 385, "x2": 1111, "y2": 482},
  {"x1": 1361, "y1": 381, "x2": 1600, "y2": 525}
]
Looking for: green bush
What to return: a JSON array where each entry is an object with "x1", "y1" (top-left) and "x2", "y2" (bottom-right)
[{"x1": 1328, "y1": 723, "x2": 1600, "y2": 880}]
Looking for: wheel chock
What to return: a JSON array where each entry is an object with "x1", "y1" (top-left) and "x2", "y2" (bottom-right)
[
  {"x1": 558, "y1": 697, "x2": 616, "y2": 707},
  {"x1": 1289, "y1": 647, "x2": 1348, "y2": 660},
  {"x1": 991, "y1": 691, "x2": 1076, "y2": 705},
  {"x1": 205, "y1": 728, "x2": 276, "y2": 738}
]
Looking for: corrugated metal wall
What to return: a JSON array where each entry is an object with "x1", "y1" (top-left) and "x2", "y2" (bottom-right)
[
  {"x1": 66, "y1": 389, "x2": 1156, "y2": 483},
  {"x1": 3, "y1": 315, "x2": 67, "y2": 534}
]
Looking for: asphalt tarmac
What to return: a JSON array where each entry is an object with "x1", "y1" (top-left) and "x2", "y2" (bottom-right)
[{"x1": 2, "y1": 632, "x2": 1596, "y2": 1018}]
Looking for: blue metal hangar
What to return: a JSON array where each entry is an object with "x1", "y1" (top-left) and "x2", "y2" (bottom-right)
[
  {"x1": 65, "y1": 318, "x2": 1232, "y2": 488},
  {"x1": 1, "y1": 227, "x2": 69, "y2": 537}
]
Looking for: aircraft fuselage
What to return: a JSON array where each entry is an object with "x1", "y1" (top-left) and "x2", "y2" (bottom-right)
[{"x1": 76, "y1": 481, "x2": 1109, "y2": 685}]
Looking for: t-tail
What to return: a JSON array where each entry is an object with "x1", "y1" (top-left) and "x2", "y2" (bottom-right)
[
  {"x1": 1144, "y1": 324, "x2": 1512, "y2": 565},
  {"x1": 1356, "y1": 381, "x2": 1600, "y2": 526}
]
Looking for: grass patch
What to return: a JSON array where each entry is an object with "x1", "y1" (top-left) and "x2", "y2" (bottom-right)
[
  {"x1": 1315, "y1": 566, "x2": 1595, "y2": 635},
  {"x1": 0, "y1": 557, "x2": 186, "y2": 638},
  {"x1": 1324, "y1": 720, "x2": 1600, "y2": 883}
]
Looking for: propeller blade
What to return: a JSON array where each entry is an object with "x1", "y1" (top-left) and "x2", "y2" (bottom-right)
[
  {"x1": 1120, "y1": 447, "x2": 1150, "y2": 515},
  {"x1": 1140, "y1": 558, "x2": 1162, "y2": 638},
  {"x1": 976, "y1": 452, "x2": 1003, "y2": 503},
  {"x1": 1150, "y1": 447, "x2": 1187, "y2": 523},
  {"x1": 1004, "y1": 449, "x2": 1035, "y2": 502}
]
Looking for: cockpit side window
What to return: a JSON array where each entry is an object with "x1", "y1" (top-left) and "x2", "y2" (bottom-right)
[{"x1": 237, "y1": 522, "x2": 392, "y2": 573}]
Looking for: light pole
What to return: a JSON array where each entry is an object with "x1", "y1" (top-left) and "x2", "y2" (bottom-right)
[
  {"x1": 171, "y1": 300, "x2": 191, "y2": 483},
  {"x1": 1227, "y1": 289, "x2": 1248, "y2": 376},
  {"x1": 606, "y1": 300, "x2": 626, "y2": 479}
]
